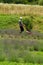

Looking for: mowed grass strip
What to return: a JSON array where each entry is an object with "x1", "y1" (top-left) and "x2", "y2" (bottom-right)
[{"x1": 0, "y1": 3, "x2": 43, "y2": 15}]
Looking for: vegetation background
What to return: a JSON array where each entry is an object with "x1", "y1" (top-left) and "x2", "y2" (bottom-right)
[
  {"x1": 0, "y1": 0, "x2": 43, "y2": 65},
  {"x1": 0, "y1": 0, "x2": 43, "y2": 5}
]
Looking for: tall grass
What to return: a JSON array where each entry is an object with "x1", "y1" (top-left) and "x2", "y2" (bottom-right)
[{"x1": 0, "y1": 3, "x2": 43, "y2": 15}]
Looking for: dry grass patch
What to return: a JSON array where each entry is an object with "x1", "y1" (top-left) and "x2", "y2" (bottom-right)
[{"x1": 0, "y1": 3, "x2": 43, "y2": 15}]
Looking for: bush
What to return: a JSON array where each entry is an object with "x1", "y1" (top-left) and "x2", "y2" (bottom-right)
[
  {"x1": 23, "y1": 17, "x2": 33, "y2": 31},
  {"x1": 38, "y1": 0, "x2": 43, "y2": 5}
]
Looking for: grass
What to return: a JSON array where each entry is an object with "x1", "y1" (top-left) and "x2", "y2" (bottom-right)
[
  {"x1": 0, "y1": 4, "x2": 43, "y2": 64},
  {"x1": 0, "y1": 3, "x2": 43, "y2": 15},
  {"x1": 0, "y1": 39, "x2": 43, "y2": 63},
  {"x1": 0, "y1": 14, "x2": 43, "y2": 64},
  {"x1": 0, "y1": 14, "x2": 43, "y2": 63},
  {"x1": 0, "y1": 62, "x2": 43, "y2": 65},
  {"x1": 0, "y1": 14, "x2": 19, "y2": 29},
  {"x1": 0, "y1": 14, "x2": 43, "y2": 32},
  {"x1": 0, "y1": 39, "x2": 43, "y2": 51}
]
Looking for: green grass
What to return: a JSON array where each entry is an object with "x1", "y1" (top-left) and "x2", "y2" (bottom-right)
[
  {"x1": 0, "y1": 39, "x2": 43, "y2": 51},
  {"x1": 0, "y1": 62, "x2": 43, "y2": 65},
  {"x1": 0, "y1": 14, "x2": 19, "y2": 29},
  {"x1": 0, "y1": 14, "x2": 43, "y2": 32},
  {"x1": 0, "y1": 14, "x2": 43, "y2": 64}
]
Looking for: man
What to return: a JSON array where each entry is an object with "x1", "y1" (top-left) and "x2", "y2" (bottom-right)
[{"x1": 19, "y1": 17, "x2": 24, "y2": 33}]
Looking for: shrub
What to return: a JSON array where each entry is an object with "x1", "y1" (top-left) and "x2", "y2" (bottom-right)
[
  {"x1": 23, "y1": 17, "x2": 33, "y2": 31},
  {"x1": 38, "y1": 0, "x2": 43, "y2": 5}
]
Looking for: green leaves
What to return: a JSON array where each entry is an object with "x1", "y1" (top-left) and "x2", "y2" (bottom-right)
[
  {"x1": 23, "y1": 17, "x2": 33, "y2": 31},
  {"x1": 0, "y1": 0, "x2": 42, "y2": 5}
]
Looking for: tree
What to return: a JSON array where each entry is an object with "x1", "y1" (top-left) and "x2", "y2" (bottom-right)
[
  {"x1": 38, "y1": 0, "x2": 43, "y2": 5},
  {"x1": 0, "y1": 0, "x2": 4, "y2": 3},
  {"x1": 14, "y1": 0, "x2": 28, "y2": 4},
  {"x1": 3, "y1": 0, "x2": 13, "y2": 3}
]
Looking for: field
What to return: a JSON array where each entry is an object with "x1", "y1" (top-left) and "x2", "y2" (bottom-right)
[
  {"x1": 0, "y1": 3, "x2": 43, "y2": 15},
  {"x1": 0, "y1": 3, "x2": 43, "y2": 65},
  {"x1": 0, "y1": 14, "x2": 43, "y2": 32}
]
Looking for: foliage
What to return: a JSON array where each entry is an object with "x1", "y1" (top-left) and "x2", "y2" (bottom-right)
[
  {"x1": 0, "y1": 14, "x2": 43, "y2": 64},
  {"x1": 0, "y1": 14, "x2": 19, "y2": 29},
  {"x1": 0, "y1": 14, "x2": 43, "y2": 32},
  {"x1": 0, "y1": 62, "x2": 43, "y2": 65},
  {"x1": 23, "y1": 17, "x2": 33, "y2": 31},
  {"x1": 3, "y1": 0, "x2": 13, "y2": 3},
  {"x1": 0, "y1": 0, "x2": 43, "y2": 5},
  {"x1": 38, "y1": 0, "x2": 43, "y2": 5}
]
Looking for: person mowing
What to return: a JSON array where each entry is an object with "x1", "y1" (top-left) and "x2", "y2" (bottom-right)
[
  {"x1": 19, "y1": 17, "x2": 24, "y2": 33},
  {"x1": 23, "y1": 18, "x2": 33, "y2": 34}
]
